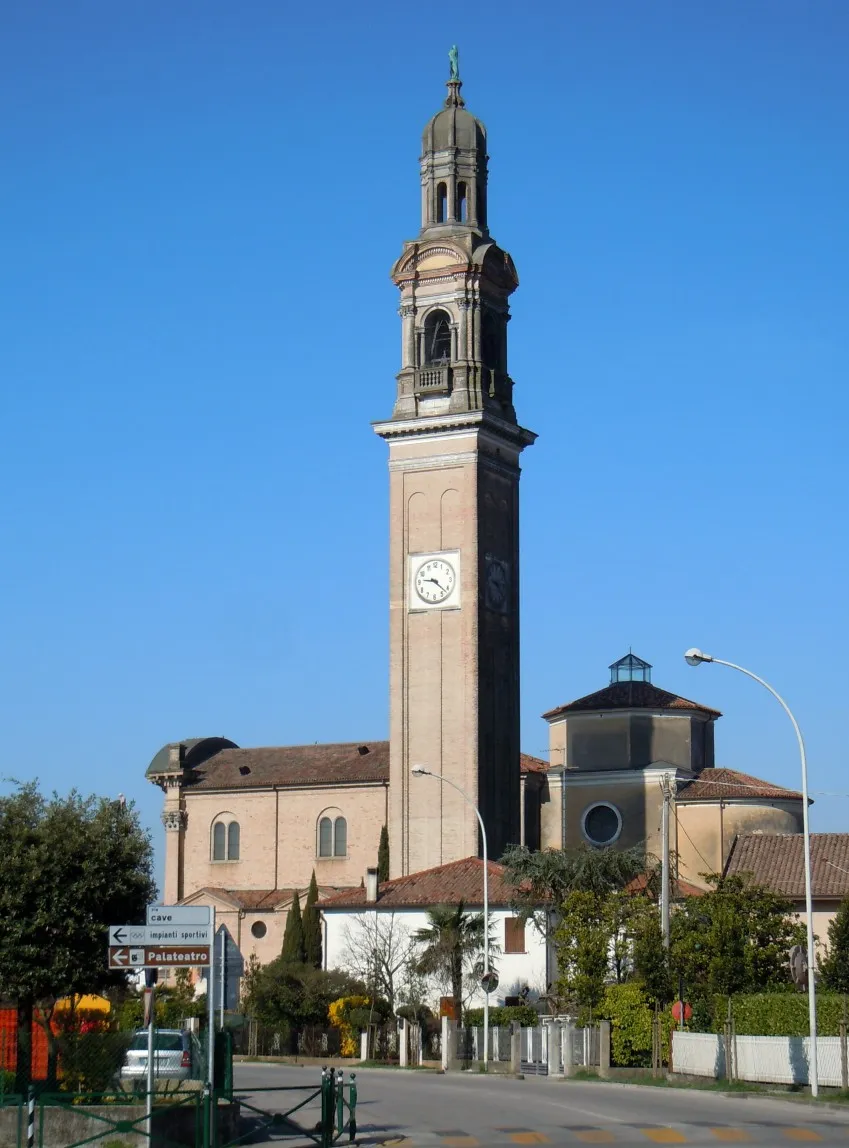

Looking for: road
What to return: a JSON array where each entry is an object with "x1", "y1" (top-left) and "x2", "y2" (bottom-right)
[{"x1": 233, "y1": 1062, "x2": 849, "y2": 1145}]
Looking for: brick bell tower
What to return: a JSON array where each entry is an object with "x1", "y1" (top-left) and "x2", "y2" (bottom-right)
[{"x1": 374, "y1": 52, "x2": 536, "y2": 877}]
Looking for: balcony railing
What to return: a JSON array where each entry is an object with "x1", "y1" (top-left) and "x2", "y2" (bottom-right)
[{"x1": 415, "y1": 364, "x2": 451, "y2": 394}]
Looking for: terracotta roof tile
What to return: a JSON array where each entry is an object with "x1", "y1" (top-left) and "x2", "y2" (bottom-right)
[
  {"x1": 317, "y1": 857, "x2": 517, "y2": 910},
  {"x1": 625, "y1": 873, "x2": 706, "y2": 899},
  {"x1": 187, "y1": 886, "x2": 353, "y2": 911},
  {"x1": 185, "y1": 741, "x2": 546, "y2": 790},
  {"x1": 188, "y1": 742, "x2": 389, "y2": 790},
  {"x1": 724, "y1": 833, "x2": 849, "y2": 899},
  {"x1": 543, "y1": 681, "x2": 721, "y2": 720},
  {"x1": 677, "y1": 768, "x2": 802, "y2": 802}
]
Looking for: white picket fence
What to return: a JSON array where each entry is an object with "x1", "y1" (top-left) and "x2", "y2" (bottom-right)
[{"x1": 673, "y1": 1030, "x2": 847, "y2": 1087}]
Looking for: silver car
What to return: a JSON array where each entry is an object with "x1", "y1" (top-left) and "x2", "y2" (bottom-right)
[{"x1": 120, "y1": 1029, "x2": 196, "y2": 1082}]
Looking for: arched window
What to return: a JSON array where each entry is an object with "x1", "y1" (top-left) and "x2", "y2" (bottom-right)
[
  {"x1": 334, "y1": 816, "x2": 347, "y2": 857},
  {"x1": 423, "y1": 309, "x2": 452, "y2": 365},
  {"x1": 317, "y1": 812, "x2": 347, "y2": 858},
  {"x1": 457, "y1": 182, "x2": 468, "y2": 223},
  {"x1": 436, "y1": 182, "x2": 448, "y2": 223},
  {"x1": 212, "y1": 822, "x2": 226, "y2": 861},
  {"x1": 211, "y1": 816, "x2": 240, "y2": 861},
  {"x1": 318, "y1": 817, "x2": 333, "y2": 857}
]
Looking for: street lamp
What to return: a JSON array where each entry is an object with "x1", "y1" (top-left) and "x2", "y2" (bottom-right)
[
  {"x1": 411, "y1": 766, "x2": 491, "y2": 1070},
  {"x1": 684, "y1": 648, "x2": 819, "y2": 1097}
]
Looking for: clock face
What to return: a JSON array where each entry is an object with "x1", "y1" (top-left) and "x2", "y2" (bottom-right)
[
  {"x1": 485, "y1": 560, "x2": 508, "y2": 609},
  {"x1": 414, "y1": 558, "x2": 457, "y2": 604}
]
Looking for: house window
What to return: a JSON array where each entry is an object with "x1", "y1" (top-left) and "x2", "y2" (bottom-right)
[
  {"x1": 504, "y1": 917, "x2": 526, "y2": 954},
  {"x1": 318, "y1": 813, "x2": 347, "y2": 858},
  {"x1": 211, "y1": 817, "x2": 240, "y2": 861}
]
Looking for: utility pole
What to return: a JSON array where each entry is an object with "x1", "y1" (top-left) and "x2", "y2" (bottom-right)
[{"x1": 661, "y1": 776, "x2": 672, "y2": 949}]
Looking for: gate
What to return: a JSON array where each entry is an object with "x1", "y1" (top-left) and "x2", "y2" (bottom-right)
[
  {"x1": 214, "y1": 1068, "x2": 356, "y2": 1148},
  {"x1": 520, "y1": 1026, "x2": 547, "y2": 1076}
]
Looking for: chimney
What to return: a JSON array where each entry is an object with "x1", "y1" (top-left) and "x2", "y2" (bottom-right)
[{"x1": 365, "y1": 867, "x2": 379, "y2": 904}]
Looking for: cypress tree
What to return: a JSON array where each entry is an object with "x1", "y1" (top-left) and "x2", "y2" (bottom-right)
[
  {"x1": 377, "y1": 824, "x2": 390, "y2": 883},
  {"x1": 820, "y1": 897, "x2": 849, "y2": 993},
  {"x1": 281, "y1": 891, "x2": 306, "y2": 964},
  {"x1": 302, "y1": 870, "x2": 323, "y2": 969}
]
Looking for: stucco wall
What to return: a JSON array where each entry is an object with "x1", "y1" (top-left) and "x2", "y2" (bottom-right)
[
  {"x1": 676, "y1": 800, "x2": 803, "y2": 886},
  {"x1": 323, "y1": 906, "x2": 548, "y2": 1010},
  {"x1": 177, "y1": 783, "x2": 389, "y2": 898}
]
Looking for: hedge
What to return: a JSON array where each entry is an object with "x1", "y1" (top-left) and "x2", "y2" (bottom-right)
[
  {"x1": 463, "y1": 1005, "x2": 538, "y2": 1028},
  {"x1": 709, "y1": 993, "x2": 849, "y2": 1037},
  {"x1": 598, "y1": 983, "x2": 673, "y2": 1068}
]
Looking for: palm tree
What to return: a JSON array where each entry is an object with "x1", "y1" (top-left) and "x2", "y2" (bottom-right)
[{"x1": 413, "y1": 902, "x2": 487, "y2": 1006}]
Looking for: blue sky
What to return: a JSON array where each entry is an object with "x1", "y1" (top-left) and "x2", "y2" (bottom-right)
[{"x1": 2, "y1": 1, "x2": 847, "y2": 889}]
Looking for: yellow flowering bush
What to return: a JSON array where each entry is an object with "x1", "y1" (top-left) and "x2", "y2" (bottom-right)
[{"x1": 328, "y1": 995, "x2": 371, "y2": 1057}]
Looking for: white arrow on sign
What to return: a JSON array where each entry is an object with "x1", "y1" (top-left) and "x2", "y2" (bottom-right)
[
  {"x1": 109, "y1": 925, "x2": 146, "y2": 946},
  {"x1": 111, "y1": 948, "x2": 129, "y2": 966}
]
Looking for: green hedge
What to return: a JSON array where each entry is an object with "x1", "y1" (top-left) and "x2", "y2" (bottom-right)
[
  {"x1": 709, "y1": 993, "x2": 849, "y2": 1037},
  {"x1": 463, "y1": 1005, "x2": 539, "y2": 1028},
  {"x1": 598, "y1": 983, "x2": 673, "y2": 1068}
]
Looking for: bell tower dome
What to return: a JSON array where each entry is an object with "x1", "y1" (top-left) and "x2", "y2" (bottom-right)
[{"x1": 375, "y1": 52, "x2": 536, "y2": 878}]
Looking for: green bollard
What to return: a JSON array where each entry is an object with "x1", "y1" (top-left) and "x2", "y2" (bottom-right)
[
  {"x1": 348, "y1": 1073, "x2": 357, "y2": 1143},
  {"x1": 336, "y1": 1069, "x2": 344, "y2": 1137}
]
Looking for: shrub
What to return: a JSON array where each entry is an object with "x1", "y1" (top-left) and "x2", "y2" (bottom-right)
[
  {"x1": 463, "y1": 1005, "x2": 538, "y2": 1028},
  {"x1": 709, "y1": 993, "x2": 849, "y2": 1036},
  {"x1": 598, "y1": 983, "x2": 672, "y2": 1068}
]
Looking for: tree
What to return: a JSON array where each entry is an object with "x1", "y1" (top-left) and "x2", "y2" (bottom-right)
[
  {"x1": 302, "y1": 872, "x2": 322, "y2": 969},
  {"x1": 820, "y1": 898, "x2": 849, "y2": 993},
  {"x1": 501, "y1": 843, "x2": 655, "y2": 917},
  {"x1": 342, "y1": 911, "x2": 422, "y2": 1013},
  {"x1": 413, "y1": 902, "x2": 487, "y2": 1007},
  {"x1": 377, "y1": 825, "x2": 390, "y2": 883},
  {"x1": 670, "y1": 874, "x2": 804, "y2": 999},
  {"x1": 553, "y1": 890, "x2": 614, "y2": 1016},
  {"x1": 0, "y1": 783, "x2": 156, "y2": 1090},
  {"x1": 281, "y1": 892, "x2": 306, "y2": 964},
  {"x1": 246, "y1": 960, "x2": 366, "y2": 1037}
]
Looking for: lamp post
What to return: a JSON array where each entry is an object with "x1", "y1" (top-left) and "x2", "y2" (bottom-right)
[
  {"x1": 684, "y1": 648, "x2": 818, "y2": 1097},
  {"x1": 411, "y1": 766, "x2": 491, "y2": 1070}
]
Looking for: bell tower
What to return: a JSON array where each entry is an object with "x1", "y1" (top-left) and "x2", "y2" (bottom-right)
[{"x1": 375, "y1": 54, "x2": 536, "y2": 877}]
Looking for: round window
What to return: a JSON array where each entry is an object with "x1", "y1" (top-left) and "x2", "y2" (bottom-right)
[
  {"x1": 251, "y1": 921, "x2": 267, "y2": 939},
  {"x1": 582, "y1": 802, "x2": 622, "y2": 847}
]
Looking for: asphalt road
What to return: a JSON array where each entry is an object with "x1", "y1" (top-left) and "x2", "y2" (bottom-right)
[{"x1": 232, "y1": 1062, "x2": 849, "y2": 1146}]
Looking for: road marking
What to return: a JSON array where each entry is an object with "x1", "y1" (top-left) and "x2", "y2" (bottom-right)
[
  {"x1": 573, "y1": 1133, "x2": 616, "y2": 1144},
  {"x1": 782, "y1": 1132, "x2": 823, "y2": 1142},
  {"x1": 640, "y1": 1132, "x2": 688, "y2": 1144},
  {"x1": 710, "y1": 1132, "x2": 753, "y2": 1142}
]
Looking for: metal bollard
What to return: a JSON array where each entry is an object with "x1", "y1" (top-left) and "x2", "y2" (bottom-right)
[
  {"x1": 348, "y1": 1072, "x2": 357, "y2": 1142},
  {"x1": 27, "y1": 1086, "x2": 35, "y2": 1148}
]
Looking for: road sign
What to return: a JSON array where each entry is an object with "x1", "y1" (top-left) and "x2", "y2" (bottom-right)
[
  {"x1": 109, "y1": 926, "x2": 146, "y2": 946},
  {"x1": 147, "y1": 905, "x2": 211, "y2": 926},
  {"x1": 110, "y1": 924, "x2": 212, "y2": 946},
  {"x1": 109, "y1": 945, "x2": 211, "y2": 969},
  {"x1": 108, "y1": 947, "x2": 146, "y2": 969}
]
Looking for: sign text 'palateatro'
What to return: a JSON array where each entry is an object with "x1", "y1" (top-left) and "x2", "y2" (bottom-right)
[{"x1": 108, "y1": 945, "x2": 211, "y2": 969}]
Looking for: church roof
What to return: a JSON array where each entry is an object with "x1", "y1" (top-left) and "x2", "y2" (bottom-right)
[
  {"x1": 187, "y1": 885, "x2": 351, "y2": 911},
  {"x1": 676, "y1": 768, "x2": 803, "y2": 802},
  {"x1": 724, "y1": 833, "x2": 849, "y2": 899},
  {"x1": 168, "y1": 740, "x2": 547, "y2": 791},
  {"x1": 542, "y1": 680, "x2": 721, "y2": 720},
  {"x1": 318, "y1": 857, "x2": 516, "y2": 910}
]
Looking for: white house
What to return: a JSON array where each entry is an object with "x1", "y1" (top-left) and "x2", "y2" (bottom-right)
[{"x1": 318, "y1": 857, "x2": 549, "y2": 1011}]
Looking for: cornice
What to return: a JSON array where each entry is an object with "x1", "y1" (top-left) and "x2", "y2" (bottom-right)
[{"x1": 373, "y1": 409, "x2": 536, "y2": 450}]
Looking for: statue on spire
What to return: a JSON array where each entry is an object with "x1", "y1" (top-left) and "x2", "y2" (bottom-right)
[{"x1": 448, "y1": 45, "x2": 460, "y2": 81}]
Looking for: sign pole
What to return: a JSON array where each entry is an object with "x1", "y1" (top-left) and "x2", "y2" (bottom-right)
[
  {"x1": 207, "y1": 907, "x2": 215, "y2": 1094},
  {"x1": 145, "y1": 980, "x2": 155, "y2": 1137},
  {"x1": 219, "y1": 926, "x2": 225, "y2": 1031}
]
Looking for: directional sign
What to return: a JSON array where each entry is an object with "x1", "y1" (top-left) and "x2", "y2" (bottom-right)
[
  {"x1": 109, "y1": 926, "x2": 146, "y2": 946},
  {"x1": 110, "y1": 924, "x2": 211, "y2": 946},
  {"x1": 108, "y1": 947, "x2": 146, "y2": 969},
  {"x1": 147, "y1": 905, "x2": 211, "y2": 926}
]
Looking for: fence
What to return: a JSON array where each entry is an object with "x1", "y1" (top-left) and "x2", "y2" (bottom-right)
[
  {"x1": 457, "y1": 1026, "x2": 513, "y2": 1066},
  {"x1": 672, "y1": 1030, "x2": 849, "y2": 1088},
  {"x1": 522, "y1": 1022, "x2": 604, "y2": 1077},
  {"x1": 237, "y1": 1021, "x2": 342, "y2": 1059}
]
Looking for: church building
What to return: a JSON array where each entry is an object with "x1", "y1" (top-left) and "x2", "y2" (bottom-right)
[{"x1": 146, "y1": 62, "x2": 814, "y2": 978}]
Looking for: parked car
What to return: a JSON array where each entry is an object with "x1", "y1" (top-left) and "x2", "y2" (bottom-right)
[{"x1": 119, "y1": 1029, "x2": 197, "y2": 1083}]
